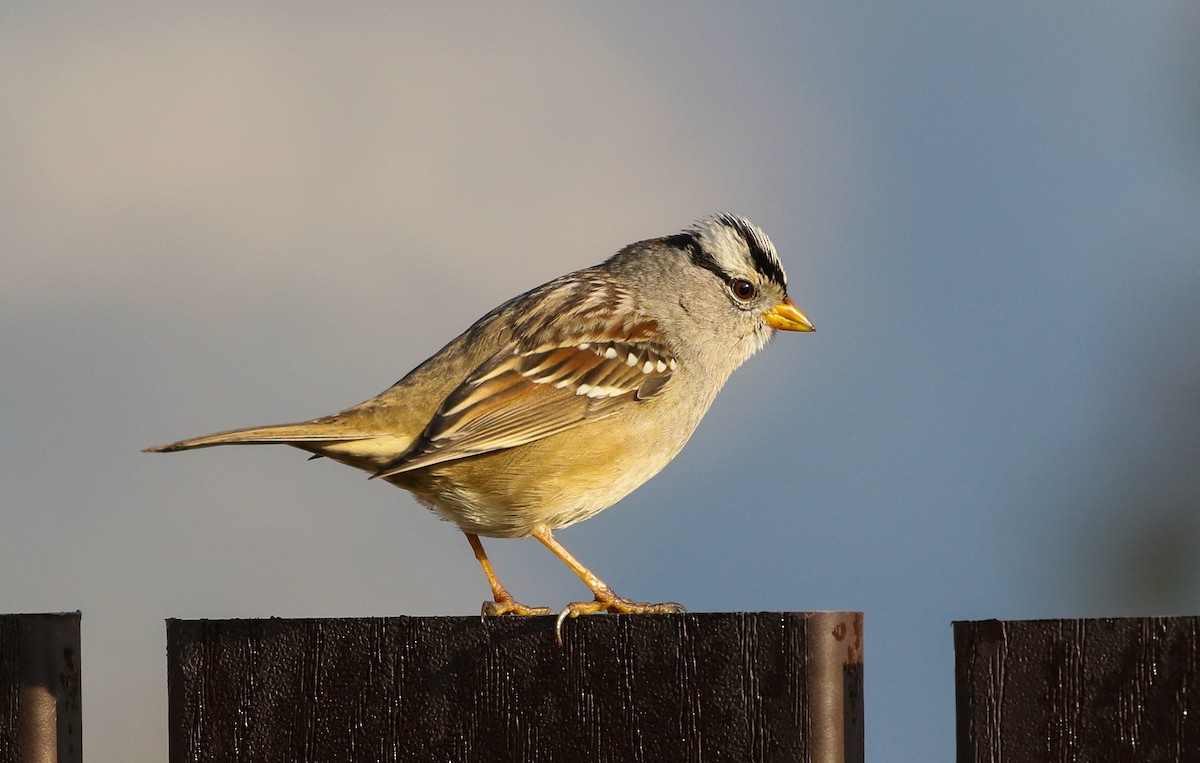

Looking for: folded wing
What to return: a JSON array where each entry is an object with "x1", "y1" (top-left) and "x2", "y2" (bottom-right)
[{"x1": 372, "y1": 337, "x2": 675, "y2": 478}]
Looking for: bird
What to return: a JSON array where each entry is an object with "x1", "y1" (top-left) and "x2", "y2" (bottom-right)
[{"x1": 146, "y1": 213, "x2": 813, "y2": 639}]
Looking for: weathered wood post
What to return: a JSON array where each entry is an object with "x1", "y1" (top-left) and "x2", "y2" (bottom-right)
[
  {"x1": 167, "y1": 612, "x2": 863, "y2": 762},
  {"x1": 0, "y1": 612, "x2": 82, "y2": 763},
  {"x1": 955, "y1": 616, "x2": 1200, "y2": 762}
]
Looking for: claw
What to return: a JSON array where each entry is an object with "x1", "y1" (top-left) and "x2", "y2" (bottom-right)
[{"x1": 554, "y1": 596, "x2": 686, "y2": 645}]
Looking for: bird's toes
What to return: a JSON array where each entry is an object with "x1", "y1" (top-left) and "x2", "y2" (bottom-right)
[{"x1": 481, "y1": 598, "x2": 554, "y2": 617}]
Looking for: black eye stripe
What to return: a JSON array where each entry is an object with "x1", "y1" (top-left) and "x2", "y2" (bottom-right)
[
  {"x1": 664, "y1": 232, "x2": 732, "y2": 282},
  {"x1": 664, "y1": 217, "x2": 787, "y2": 291}
]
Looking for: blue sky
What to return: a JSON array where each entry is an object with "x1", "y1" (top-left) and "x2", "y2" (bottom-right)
[{"x1": 4, "y1": 3, "x2": 1200, "y2": 759}]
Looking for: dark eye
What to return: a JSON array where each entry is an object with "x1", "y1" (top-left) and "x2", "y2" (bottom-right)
[{"x1": 730, "y1": 278, "x2": 757, "y2": 301}]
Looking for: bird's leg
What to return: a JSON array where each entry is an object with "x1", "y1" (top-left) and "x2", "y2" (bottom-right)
[
  {"x1": 465, "y1": 532, "x2": 553, "y2": 616},
  {"x1": 530, "y1": 528, "x2": 685, "y2": 643}
]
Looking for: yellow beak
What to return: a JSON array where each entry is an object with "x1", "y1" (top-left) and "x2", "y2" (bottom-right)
[{"x1": 764, "y1": 297, "x2": 814, "y2": 332}]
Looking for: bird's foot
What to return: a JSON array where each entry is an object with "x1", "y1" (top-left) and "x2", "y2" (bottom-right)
[
  {"x1": 481, "y1": 594, "x2": 554, "y2": 617},
  {"x1": 554, "y1": 594, "x2": 685, "y2": 644}
]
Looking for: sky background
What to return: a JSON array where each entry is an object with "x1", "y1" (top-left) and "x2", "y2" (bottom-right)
[{"x1": 4, "y1": 2, "x2": 1200, "y2": 760}]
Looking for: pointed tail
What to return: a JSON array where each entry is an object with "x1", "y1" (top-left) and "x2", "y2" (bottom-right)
[{"x1": 144, "y1": 422, "x2": 376, "y2": 453}]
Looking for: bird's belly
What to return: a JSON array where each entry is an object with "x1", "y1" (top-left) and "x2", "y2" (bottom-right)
[{"x1": 390, "y1": 412, "x2": 689, "y2": 538}]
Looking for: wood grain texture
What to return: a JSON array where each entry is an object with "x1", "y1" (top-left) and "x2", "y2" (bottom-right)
[
  {"x1": 0, "y1": 612, "x2": 82, "y2": 763},
  {"x1": 955, "y1": 617, "x2": 1200, "y2": 763},
  {"x1": 168, "y1": 612, "x2": 863, "y2": 763}
]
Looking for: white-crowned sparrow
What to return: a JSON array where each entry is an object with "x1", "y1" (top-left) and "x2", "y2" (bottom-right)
[{"x1": 147, "y1": 213, "x2": 813, "y2": 637}]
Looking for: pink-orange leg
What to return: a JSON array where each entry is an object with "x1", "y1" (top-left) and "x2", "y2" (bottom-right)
[
  {"x1": 465, "y1": 533, "x2": 553, "y2": 616},
  {"x1": 531, "y1": 528, "x2": 684, "y2": 643}
]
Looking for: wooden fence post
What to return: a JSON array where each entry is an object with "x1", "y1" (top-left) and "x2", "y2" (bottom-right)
[
  {"x1": 167, "y1": 612, "x2": 863, "y2": 762},
  {"x1": 955, "y1": 616, "x2": 1200, "y2": 762},
  {"x1": 0, "y1": 612, "x2": 82, "y2": 763}
]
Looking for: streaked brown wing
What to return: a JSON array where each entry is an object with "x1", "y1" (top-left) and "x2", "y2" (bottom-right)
[{"x1": 372, "y1": 339, "x2": 675, "y2": 477}]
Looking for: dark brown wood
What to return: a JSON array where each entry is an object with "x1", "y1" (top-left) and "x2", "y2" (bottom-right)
[
  {"x1": 0, "y1": 612, "x2": 82, "y2": 763},
  {"x1": 168, "y1": 612, "x2": 863, "y2": 762},
  {"x1": 955, "y1": 617, "x2": 1200, "y2": 762}
]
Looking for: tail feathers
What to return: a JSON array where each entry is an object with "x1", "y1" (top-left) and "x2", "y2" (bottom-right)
[{"x1": 144, "y1": 422, "x2": 377, "y2": 453}]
